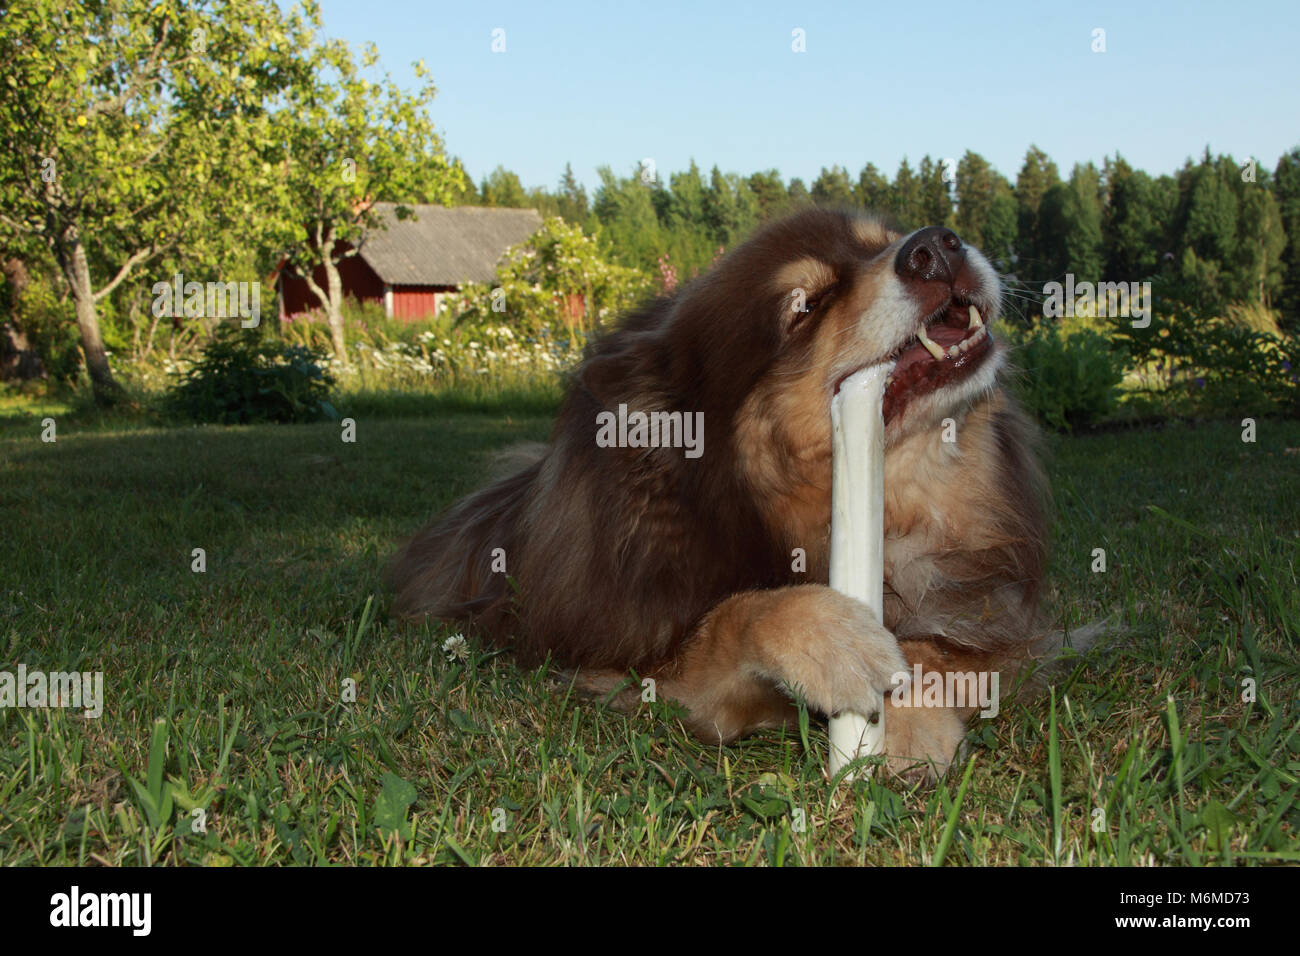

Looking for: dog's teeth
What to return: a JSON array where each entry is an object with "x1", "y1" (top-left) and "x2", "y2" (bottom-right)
[
  {"x1": 917, "y1": 326, "x2": 945, "y2": 361},
  {"x1": 946, "y1": 344, "x2": 959, "y2": 358},
  {"x1": 968, "y1": 305, "x2": 983, "y2": 329}
]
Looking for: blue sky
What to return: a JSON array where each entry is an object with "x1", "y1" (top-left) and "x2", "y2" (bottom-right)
[{"x1": 315, "y1": 0, "x2": 1298, "y2": 193}]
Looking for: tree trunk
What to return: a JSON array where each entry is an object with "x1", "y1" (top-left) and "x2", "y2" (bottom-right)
[
  {"x1": 63, "y1": 234, "x2": 123, "y2": 405},
  {"x1": 321, "y1": 245, "x2": 348, "y2": 365}
]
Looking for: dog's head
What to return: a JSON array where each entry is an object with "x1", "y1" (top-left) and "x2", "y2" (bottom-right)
[{"x1": 697, "y1": 207, "x2": 1005, "y2": 447}]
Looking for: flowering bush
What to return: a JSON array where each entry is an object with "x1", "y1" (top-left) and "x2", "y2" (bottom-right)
[{"x1": 440, "y1": 217, "x2": 653, "y2": 338}]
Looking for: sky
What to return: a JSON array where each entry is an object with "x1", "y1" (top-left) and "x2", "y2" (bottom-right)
[{"x1": 314, "y1": 0, "x2": 1299, "y2": 193}]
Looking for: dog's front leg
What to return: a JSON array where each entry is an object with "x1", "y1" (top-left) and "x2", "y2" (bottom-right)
[{"x1": 635, "y1": 584, "x2": 909, "y2": 744}]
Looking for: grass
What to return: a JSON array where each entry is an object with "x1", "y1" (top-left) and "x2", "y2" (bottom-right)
[{"x1": 0, "y1": 392, "x2": 1297, "y2": 865}]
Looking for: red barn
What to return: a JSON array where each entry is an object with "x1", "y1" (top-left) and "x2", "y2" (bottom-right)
[{"x1": 277, "y1": 204, "x2": 543, "y2": 322}]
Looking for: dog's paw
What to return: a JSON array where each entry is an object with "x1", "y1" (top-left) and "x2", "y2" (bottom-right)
[
  {"x1": 749, "y1": 585, "x2": 908, "y2": 720},
  {"x1": 880, "y1": 702, "x2": 967, "y2": 783}
]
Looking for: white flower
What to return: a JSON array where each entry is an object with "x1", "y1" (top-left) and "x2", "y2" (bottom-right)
[{"x1": 442, "y1": 633, "x2": 469, "y2": 662}]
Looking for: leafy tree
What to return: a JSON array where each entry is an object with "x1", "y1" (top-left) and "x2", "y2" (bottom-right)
[
  {"x1": 0, "y1": 0, "x2": 305, "y2": 403},
  {"x1": 1235, "y1": 165, "x2": 1285, "y2": 308},
  {"x1": 445, "y1": 158, "x2": 480, "y2": 205},
  {"x1": 267, "y1": 42, "x2": 463, "y2": 362},
  {"x1": 786, "y1": 177, "x2": 811, "y2": 206}
]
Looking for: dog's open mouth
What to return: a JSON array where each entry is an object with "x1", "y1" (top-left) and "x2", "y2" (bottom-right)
[{"x1": 878, "y1": 300, "x2": 993, "y2": 421}]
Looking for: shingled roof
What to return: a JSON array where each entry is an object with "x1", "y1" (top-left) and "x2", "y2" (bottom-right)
[{"x1": 356, "y1": 204, "x2": 543, "y2": 287}]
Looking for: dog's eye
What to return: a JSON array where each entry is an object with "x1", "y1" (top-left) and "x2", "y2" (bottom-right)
[{"x1": 788, "y1": 288, "x2": 831, "y2": 332}]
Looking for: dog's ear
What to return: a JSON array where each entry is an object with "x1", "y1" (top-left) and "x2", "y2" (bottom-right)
[{"x1": 577, "y1": 329, "x2": 661, "y2": 406}]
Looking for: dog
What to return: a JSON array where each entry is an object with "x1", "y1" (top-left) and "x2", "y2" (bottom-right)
[{"x1": 390, "y1": 207, "x2": 1062, "y2": 779}]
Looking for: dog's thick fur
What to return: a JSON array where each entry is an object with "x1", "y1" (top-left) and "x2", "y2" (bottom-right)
[{"x1": 390, "y1": 208, "x2": 1056, "y2": 778}]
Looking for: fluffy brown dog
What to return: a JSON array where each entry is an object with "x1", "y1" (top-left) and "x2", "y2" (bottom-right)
[{"x1": 391, "y1": 208, "x2": 1059, "y2": 778}]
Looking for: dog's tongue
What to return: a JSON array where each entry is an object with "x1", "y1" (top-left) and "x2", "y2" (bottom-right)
[{"x1": 880, "y1": 305, "x2": 991, "y2": 422}]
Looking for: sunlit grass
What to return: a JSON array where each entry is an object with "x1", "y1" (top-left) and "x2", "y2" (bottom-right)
[{"x1": 0, "y1": 391, "x2": 1296, "y2": 865}]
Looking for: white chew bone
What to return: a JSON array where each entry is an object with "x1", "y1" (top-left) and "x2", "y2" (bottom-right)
[{"x1": 827, "y1": 363, "x2": 893, "y2": 778}]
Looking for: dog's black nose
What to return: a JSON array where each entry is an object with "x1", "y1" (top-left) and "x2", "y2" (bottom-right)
[{"x1": 895, "y1": 226, "x2": 965, "y2": 283}]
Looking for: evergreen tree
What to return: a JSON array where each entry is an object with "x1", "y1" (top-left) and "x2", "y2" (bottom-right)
[
  {"x1": 955, "y1": 151, "x2": 1016, "y2": 265},
  {"x1": 480, "y1": 166, "x2": 529, "y2": 207},
  {"x1": 556, "y1": 162, "x2": 589, "y2": 223},
  {"x1": 855, "y1": 163, "x2": 892, "y2": 216},
  {"x1": 747, "y1": 169, "x2": 788, "y2": 220},
  {"x1": 810, "y1": 165, "x2": 855, "y2": 207},
  {"x1": 1102, "y1": 155, "x2": 1167, "y2": 279},
  {"x1": 1272, "y1": 148, "x2": 1300, "y2": 327},
  {"x1": 891, "y1": 158, "x2": 921, "y2": 228},
  {"x1": 1036, "y1": 163, "x2": 1104, "y2": 281},
  {"x1": 1014, "y1": 145, "x2": 1061, "y2": 276},
  {"x1": 917, "y1": 156, "x2": 955, "y2": 228}
]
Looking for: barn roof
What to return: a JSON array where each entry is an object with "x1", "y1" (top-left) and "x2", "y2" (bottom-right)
[{"x1": 356, "y1": 204, "x2": 543, "y2": 287}]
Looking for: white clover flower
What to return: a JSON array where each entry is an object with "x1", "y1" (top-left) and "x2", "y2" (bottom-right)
[{"x1": 442, "y1": 633, "x2": 469, "y2": 662}]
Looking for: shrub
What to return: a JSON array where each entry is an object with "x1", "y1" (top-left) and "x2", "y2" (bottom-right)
[
  {"x1": 1004, "y1": 321, "x2": 1124, "y2": 431},
  {"x1": 441, "y1": 217, "x2": 653, "y2": 339},
  {"x1": 4, "y1": 270, "x2": 82, "y2": 382},
  {"x1": 1111, "y1": 298, "x2": 1299, "y2": 418},
  {"x1": 164, "y1": 327, "x2": 336, "y2": 424}
]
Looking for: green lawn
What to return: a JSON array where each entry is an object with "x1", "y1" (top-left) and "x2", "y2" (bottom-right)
[{"x1": 0, "y1": 402, "x2": 1297, "y2": 865}]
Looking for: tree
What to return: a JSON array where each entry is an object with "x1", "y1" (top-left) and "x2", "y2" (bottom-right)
[
  {"x1": 1236, "y1": 172, "x2": 1285, "y2": 307},
  {"x1": 556, "y1": 162, "x2": 589, "y2": 223},
  {"x1": 703, "y1": 166, "x2": 758, "y2": 247},
  {"x1": 891, "y1": 159, "x2": 921, "y2": 228},
  {"x1": 955, "y1": 151, "x2": 1015, "y2": 265},
  {"x1": 747, "y1": 169, "x2": 788, "y2": 220},
  {"x1": 268, "y1": 41, "x2": 463, "y2": 362},
  {"x1": 855, "y1": 163, "x2": 891, "y2": 216},
  {"x1": 666, "y1": 161, "x2": 708, "y2": 229},
  {"x1": 591, "y1": 164, "x2": 665, "y2": 271},
  {"x1": 445, "y1": 158, "x2": 480, "y2": 205},
  {"x1": 1037, "y1": 163, "x2": 1104, "y2": 281},
  {"x1": 811, "y1": 165, "x2": 854, "y2": 207},
  {"x1": 1273, "y1": 148, "x2": 1300, "y2": 328},
  {"x1": 1014, "y1": 145, "x2": 1061, "y2": 277},
  {"x1": 480, "y1": 166, "x2": 529, "y2": 207},
  {"x1": 1102, "y1": 155, "x2": 1168, "y2": 279},
  {"x1": 917, "y1": 156, "x2": 955, "y2": 228},
  {"x1": 0, "y1": 0, "x2": 304, "y2": 403}
]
